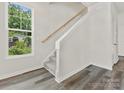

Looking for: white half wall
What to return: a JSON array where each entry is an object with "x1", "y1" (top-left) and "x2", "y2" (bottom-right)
[{"x1": 56, "y1": 12, "x2": 90, "y2": 82}]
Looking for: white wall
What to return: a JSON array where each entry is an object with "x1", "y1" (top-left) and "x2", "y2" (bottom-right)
[
  {"x1": 89, "y1": 3, "x2": 113, "y2": 70},
  {"x1": 0, "y1": 2, "x2": 83, "y2": 79},
  {"x1": 0, "y1": 2, "x2": 46, "y2": 79},
  {"x1": 118, "y1": 13, "x2": 124, "y2": 56}
]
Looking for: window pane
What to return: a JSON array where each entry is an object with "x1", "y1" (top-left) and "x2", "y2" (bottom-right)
[
  {"x1": 20, "y1": 5, "x2": 32, "y2": 19},
  {"x1": 8, "y1": 2, "x2": 32, "y2": 57},
  {"x1": 27, "y1": 32, "x2": 32, "y2": 36},
  {"x1": 8, "y1": 3, "x2": 32, "y2": 30},
  {"x1": 8, "y1": 2, "x2": 20, "y2": 16},
  {"x1": 21, "y1": 19, "x2": 31, "y2": 30},
  {"x1": 8, "y1": 16, "x2": 20, "y2": 29},
  {"x1": 9, "y1": 30, "x2": 32, "y2": 56}
]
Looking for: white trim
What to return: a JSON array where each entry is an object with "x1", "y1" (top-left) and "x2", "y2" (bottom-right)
[
  {"x1": 113, "y1": 56, "x2": 119, "y2": 64},
  {"x1": 118, "y1": 54, "x2": 124, "y2": 57},
  {"x1": 6, "y1": 53, "x2": 34, "y2": 59},
  {"x1": 55, "y1": 63, "x2": 90, "y2": 83},
  {"x1": 31, "y1": 6, "x2": 35, "y2": 58},
  {"x1": 6, "y1": 2, "x2": 34, "y2": 59},
  {"x1": 8, "y1": 28, "x2": 32, "y2": 32},
  {"x1": 8, "y1": 15, "x2": 32, "y2": 20},
  {"x1": 55, "y1": 48, "x2": 60, "y2": 79},
  {"x1": 5, "y1": 2, "x2": 9, "y2": 59},
  {"x1": 0, "y1": 65, "x2": 43, "y2": 80},
  {"x1": 90, "y1": 63, "x2": 113, "y2": 71}
]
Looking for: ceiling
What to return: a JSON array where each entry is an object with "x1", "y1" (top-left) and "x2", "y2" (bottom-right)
[
  {"x1": 26, "y1": 2, "x2": 124, "y2": 14},
  {"x1": 82, "y1": 2, "x2": 124, "y2": 14}
]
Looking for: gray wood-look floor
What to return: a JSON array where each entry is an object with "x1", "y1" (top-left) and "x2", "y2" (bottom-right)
[{"x1": 0, "y1": 56, "x2": 124, "y2": 90}]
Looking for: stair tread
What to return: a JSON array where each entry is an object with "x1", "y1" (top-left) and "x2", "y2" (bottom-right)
[
  {"x1": 44, "y1": 61, "x2": 56, "y2": 75},
  {"x1": 44, "y1": 52, "x2": 56, "y2": 76}
]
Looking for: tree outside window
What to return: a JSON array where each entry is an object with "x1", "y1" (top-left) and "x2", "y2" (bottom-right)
[{"x1": 8, "y1": 2, "x2": 33, "y2": 56}]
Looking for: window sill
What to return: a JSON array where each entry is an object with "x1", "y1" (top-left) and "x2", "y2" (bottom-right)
[{"x1": 6, "y1": 53, "x2": 34, "y2": 60}]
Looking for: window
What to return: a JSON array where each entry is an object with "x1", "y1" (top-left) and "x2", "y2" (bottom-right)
[{"x1": 8, "y1": 2, "x2": 33, "y2": 57}]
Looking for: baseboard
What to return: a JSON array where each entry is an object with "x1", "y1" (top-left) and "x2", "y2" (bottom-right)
[
  {"x1": 55, "y1": 64, "x2": 89, "y2": 83},
  {"x1": 55, "y1": 60, "x2": 113, "y2": 83},
  {"x1": 118, "y1": 54, "x2": 124, "y2": 57},
  {"x1": 113, "y1": 56, "x2": 119, "y2": 64},
  {"x1": 0, "y1": 65, "x2": 43, "y2": 80},
  {"x1": 90, "y1": 63, "x2": 113, "y2": 71}
]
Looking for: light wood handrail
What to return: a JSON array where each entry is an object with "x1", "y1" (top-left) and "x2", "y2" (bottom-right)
[{"x1": 42, "y1": 7, "x2": 87, "y2": 43}]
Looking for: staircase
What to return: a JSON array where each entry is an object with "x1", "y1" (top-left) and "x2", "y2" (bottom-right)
[
  {"x1": 41, "y1": 3, "x2": 116, "y2": 83},
  {"x1": 42, "y1": 3, "x2": 88, "y2": 83},
  {"x1": 44, "y1": 51, "x2": 56, "y2": 75}
]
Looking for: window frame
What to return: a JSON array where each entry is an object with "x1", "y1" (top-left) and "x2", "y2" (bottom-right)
[{"x1": 6, "y1": 2, "x2": 34, "y2": 59}]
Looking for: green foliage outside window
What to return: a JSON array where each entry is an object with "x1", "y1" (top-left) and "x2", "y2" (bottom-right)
[{"x1": 9, "y1": 41, "x2": 31, "y2": 55}]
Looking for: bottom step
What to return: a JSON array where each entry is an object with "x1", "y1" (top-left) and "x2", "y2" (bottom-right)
[{"x1": 44, "y1": 61, "x2": 56, "y2": 76}]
